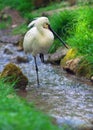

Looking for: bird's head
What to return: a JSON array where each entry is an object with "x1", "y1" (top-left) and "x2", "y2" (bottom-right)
[
  {"x1": 28, "y1": 17, "x2": 69, "y2": 49},
  {"x1": 28, "y1": 17, "x2": 50, "y2": 29},
  {"x1": 35, "y1": 17, "x2": 50, "y2": 29}
]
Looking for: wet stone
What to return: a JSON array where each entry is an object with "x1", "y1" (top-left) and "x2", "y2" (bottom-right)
[
  {"x1": 0, "y1": 35, "x2": 23, "y2": 45},
  {"x1": 10, "y1": 56, "x2": 29, "y2": 64},
  {"x1": 63, "y1": 57, "x2": 81, "y2": 74},
  {"x1": 47, "y1": 47, "x2": 68, "y2": 65},
  {"x1": 0, "y1": 63, "x2": 28, "y2": 90},
  {"x1": 16, "y1": 56, "x2": 29, "y2": 63},
  {"x1": 17, "y1": 46, "x2": 23, "y2": 51},
  {"x1": 4, "y1": 48, "x2": 13, "y2": 54}
]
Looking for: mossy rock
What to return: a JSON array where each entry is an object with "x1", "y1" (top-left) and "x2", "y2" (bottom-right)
[
  {"x1": 60, "y1": 48, "x2": 93, "y2": 79},
  {"x1": 0, "y1": 63, "x2": 28, "y2": 89},
  {"x1": 60, "y1": 48, "x2": 77, "y2": 67}
]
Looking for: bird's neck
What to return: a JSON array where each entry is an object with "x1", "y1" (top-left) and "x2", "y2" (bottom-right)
[{"x1": 37, "y1": 26, "x2": 46, "y2": 35}]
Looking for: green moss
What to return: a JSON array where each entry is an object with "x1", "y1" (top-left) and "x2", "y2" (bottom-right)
[
  {"x1": 0, "y1": 63, "x2": 28, "y2": 89},
  {"x1": 60, "y1": 48, "x2": 77, "y2": 67},
  {"x1": 61, "y1": 49, "x2": 93, "y2": 79}
]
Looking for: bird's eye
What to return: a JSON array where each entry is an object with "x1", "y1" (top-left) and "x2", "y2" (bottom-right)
[{"x1": 43, "y1": 23, "x2": 49, "y2": 29}]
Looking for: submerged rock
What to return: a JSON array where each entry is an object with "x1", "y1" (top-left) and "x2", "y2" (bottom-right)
[
  {"x1": 0, "y1": 63, "x2": 28, "y2": 90},
  {"x1": 10, "y1": 56, "x2": 29, "y2": 64},
  {"x1": 16, "y1": 56, "x2": 29, "y2": 63},
  {"x1": 4, "y1": 48, "x2": 13, "y2": 55}
]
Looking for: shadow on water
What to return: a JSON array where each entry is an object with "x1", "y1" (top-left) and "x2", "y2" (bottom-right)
[{"x1": 0, "y1": 42, "x2": 93, "y2": 129}]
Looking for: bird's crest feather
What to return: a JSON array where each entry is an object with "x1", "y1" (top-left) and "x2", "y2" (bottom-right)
[
  {"x1": 28, "y1": 20, "x2": 36, "y2": 28},
  {"x1": 28, "y1": 17, "x2": 39, "y2": 28}
]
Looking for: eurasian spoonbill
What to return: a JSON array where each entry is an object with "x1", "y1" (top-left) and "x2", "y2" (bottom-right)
[{"x1": 23, "y1": 17, "x2": 68, "y2": 87}]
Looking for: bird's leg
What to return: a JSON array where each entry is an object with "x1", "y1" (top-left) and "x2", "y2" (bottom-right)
[
  {"x1": 34, "y1": 56, "x2": 40, "y2": 87},
  {"x1": 40, "y1": 53, "x2": 44, "y2": 63}
]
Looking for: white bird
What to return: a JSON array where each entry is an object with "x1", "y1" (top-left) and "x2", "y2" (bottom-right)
[{"x1": 23, "y1": 17, "x2": 68, "y2": 87}]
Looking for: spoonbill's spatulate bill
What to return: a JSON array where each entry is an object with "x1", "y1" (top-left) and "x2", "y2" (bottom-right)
[
  {"x1": 23, "y1": 17, "x2": 68, "y2": 87},
  {"x1": 49, "y1": 26, "x2": 69, "y2": 49}
]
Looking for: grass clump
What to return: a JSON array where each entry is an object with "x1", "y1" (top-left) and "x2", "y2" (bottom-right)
[
  {"x1": 0, "y1": 16, "x2": 12, "y2": 29},
  {"x1": 50, "y1": 11, "x2": 75, "y2": 39},
  {"x1": 49, "y1": 10, "x2": 77, "y2": 53},
  {"x1": 0, "y1": 21, "x2": 9, "y2": 29},
  {"x1": 12, "y1": 23, "x2": 27, "y2": 35},
  {"x1": 49, "y1": 7, "x2": 93, "y2": 66},
  {"x1": 0, "y1": 78, "x2": 73, "y2": 130},
  {"x1": 68, "y1": 7, "x2": 93, "y2": 53},
  {"x1": 0, "y1": 78, "x2": 68, "y2": 130},
  {"x1": 76, "y1": 58, "x2": 93, "y2": 78},
  {"x1": 67, "y1": 7, "x2": 93, "y2": 65}
]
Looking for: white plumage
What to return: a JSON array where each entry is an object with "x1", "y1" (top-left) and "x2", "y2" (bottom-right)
[
  {"x1": 23, "y1": 16, "x2": 68, "y2": 87},
  {"x1": 23, "y1": 17, "x2": 54, "y2": 56},
  {"x1": 23, "y1": 17, "x2": 54, "y2": 87}
]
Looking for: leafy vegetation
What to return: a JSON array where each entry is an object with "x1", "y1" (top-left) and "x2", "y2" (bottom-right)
[
  {"x1": 49, "y1": 6, "x2": 93, "y2": 77},
  {"x1": 0, "y1": 16, "x2": 12, "y2": 29},
  {"x1": 67, "y1": 7, "x2": 93, "y2": 64},
  {"x1": 49, "y1": 10, "x2": 77, "y2": 52},
  {"x1": 0, "y1": 78, "x2": 73, "y2": 130},
  {"x1": 12, "y1": 23, "x2": 27, "y2": 35},
  {"x1": 31, "y1": 1, "x2": 68, "y2": 16},
  {"x1": 0, "y1": 21, "x2": 10, "y2": 29},
  {"x1": 0, "y1": 0, "x2": 34, "y2": 15},
  {"x1": 49, "y1": 7, "x2": 93, "y2": 66}
]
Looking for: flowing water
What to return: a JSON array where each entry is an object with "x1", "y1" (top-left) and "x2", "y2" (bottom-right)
[{"x1": 0, "y1": 43, "x2": 93, "y2": 129}]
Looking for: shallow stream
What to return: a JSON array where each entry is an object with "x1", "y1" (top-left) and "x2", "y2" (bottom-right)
[{"x1": 0, "y1": 43, "x2": 93, "y2": 129}]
